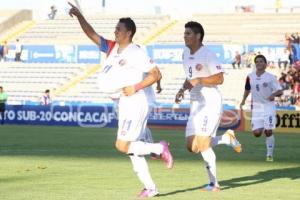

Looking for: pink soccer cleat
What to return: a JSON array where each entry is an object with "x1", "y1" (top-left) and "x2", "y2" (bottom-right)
[
  {"x1": 137, "y1": 188, "x2": 159, "y2": 198},
  {"x1": 160, "y1": 140, "x2": 174, "y2": 169}
]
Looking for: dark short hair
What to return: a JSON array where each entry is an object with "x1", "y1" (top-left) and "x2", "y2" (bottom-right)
[
  {"x1": 45, "y1": 89, "x2": 50, "y2": 93},
  {"x1": 119, "y1": 17, "x2": 136, "y2": 38},
  {"x1": 254, "y1": 54, "x2": 267, "y2": 63},
  {"x1": 0, "y1": 86, "x2": 2, "y2": 90},
  {"x1": 185, "y1": 21, "x2": 205, "y2": 42}
]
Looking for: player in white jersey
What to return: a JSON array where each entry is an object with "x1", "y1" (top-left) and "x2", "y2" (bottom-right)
[
  {"x1": 69, "y1": 3, "x2": 173, "y2": 198},
  {"x1": 240, "y1": 54, "x2": 283, "y2": 162},
  {"x1": 175, "y1": 21, "x2": 242, "y2": 192}
]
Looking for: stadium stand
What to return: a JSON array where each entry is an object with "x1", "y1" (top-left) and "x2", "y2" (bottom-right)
[
  {"x1": 0, "y1": 12, "x2": 297, "y2": 108},
  {"x1": 0, "y1": 62, "x2": 94, "y2": 104},
  {"x1": 17, "y1": 14, "x2": 171, "y2": 44},
  {"x1": 152, "y1": 13, "x2": 300, "y2": 45}
]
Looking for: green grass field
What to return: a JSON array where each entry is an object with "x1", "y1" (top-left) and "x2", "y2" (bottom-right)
[{"x1": 0, "y1": 125, "x2": 299, "y2": 200}]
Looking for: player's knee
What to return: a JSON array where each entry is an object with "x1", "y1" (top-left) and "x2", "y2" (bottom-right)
[
  {"x1": 264, "y1": 130, "x2": 273, "y2": 137},
  {"x1": 186, "y1": 142, "x2": 196, "y2": 153},
  {"x1": 115, "y1": 141, "x2": 129, "y2": 154},
  {"x1": 198, "y1": 144, "x2": 209, "y2": 152},
  {"x1": 253, "y1": 130, "x2": 263, "y2": 137},
  {"x1": 186, "y1": 140, "x2": 199, "y2": 153}
]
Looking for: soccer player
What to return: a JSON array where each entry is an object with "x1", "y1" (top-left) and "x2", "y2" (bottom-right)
[
  {"x1": 68, "y1": 3, "x2": 173, "y2": 198},
  {"x1": 175, "y1": 21, "x2": 242, "y2": 192},
  {"x1": 240, "y1": 54, "x2": 283, "y2": 162}
]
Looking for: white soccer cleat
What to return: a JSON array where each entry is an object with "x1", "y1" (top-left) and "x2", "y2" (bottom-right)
[{"x1": 224, "y1": 129, "x2": 242, "y2": 153}]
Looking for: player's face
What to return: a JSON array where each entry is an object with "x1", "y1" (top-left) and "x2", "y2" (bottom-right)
[
  {"x1": 114, "y1": 22, "x2": 131, "y2": 44},
  {"x1": 255, "y1": 57, "x2": 267, "y2": 71},
  {"x1": 184, "y1": 28, "x2": 199, "y2": 47}
]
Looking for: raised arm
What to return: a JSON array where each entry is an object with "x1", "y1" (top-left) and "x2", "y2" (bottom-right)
[{"x1": 68, "y1": 2, "x2": 100, "y2": 46}]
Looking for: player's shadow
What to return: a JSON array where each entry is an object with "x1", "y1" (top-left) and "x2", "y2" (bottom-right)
[
  {"x1": 219, "y1": 166, "x2": 300, "y2": 190},
  {"x1": 158, "y1": 167, "x2": 300, "y2": 197}
]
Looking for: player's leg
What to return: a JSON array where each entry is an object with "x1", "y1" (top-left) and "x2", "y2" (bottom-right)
[
  {"x1": 141, "y1": 126, "x2": 159, "y2": 160},
  {"x1": 115, "y1": 97, "x2": 172, "y2": 163},
  {"x1": 143, "y1": 127, "x2": 153, "y2": 143},
  {"x1": 264, "y1": 114, "x2": 276, "y2": 162},
  {"x1": 114, "y1": 101, "x2": 166, "y2": 197},
  {"x1": 186, "y1": 101, "x2": 220, "y2": 192},
  {"x1": 129, "y1": 155, "x2": 159, "y2": 198},
  {"x1": 251, "y1": 110, "x2": 264, "y2": 137},
  {"x1": 211, "y1": 129, "x2": 242, "y2": 153}
]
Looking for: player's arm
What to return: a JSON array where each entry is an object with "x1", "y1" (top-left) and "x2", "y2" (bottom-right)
[
  {"x1": 189, "y1": 72, "x2": 224, "y2": 87},
  {"x1": 268, "y1": 89, "x2": 283, "y2": 101},
  {"x1": 175, "y1": 79, "x2": 193, "y2": 104},
  {"x1": 268, "y1": 76, "x2": 283, "y2": 101},
  {"x1": 240, "y1": 76, "x2": 251, "y2": 109},
  {"x1": 68, "y1": 2, "x2": 100, "y2": 46},
  {"x1": 156, "y1": 78, "x2": 162, "y2": 94},
  {"x1": 123, "y1": 66, "x2": 161, "y2": 96}
]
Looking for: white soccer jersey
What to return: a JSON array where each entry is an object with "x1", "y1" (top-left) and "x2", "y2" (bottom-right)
[
  {"x1": 97, "y1": 42, "x2": 155, "y2": 104},
  {"x1": 246, "y1": 71, "x2": 282, "y2": 106},
  {"x1": 183, "y1": 46, "x2": 224, "y2": 136},
  {"x1": 97, "y1": 38, "x2": 156, "y2": 141},
  {"x1": 245, "y1": 71, "x2": 282, "y2": 130},
  {"x1": 182, "y1": 46, "x2": 224, "y2": 100}
]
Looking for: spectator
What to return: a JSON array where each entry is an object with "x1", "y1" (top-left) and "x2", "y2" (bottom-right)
[
  {"x1": 3, "y1": 41, "x2": 8, "y2": 62},
  {"x1": 15, "y1": 39, "x2": 22, "y2": 62},
  {"x1": 48, "y1": 5, "x2": 57, "y2": 20},
  {"x1": 291, "y1": 32, "x2": 300, "y2": 44},
  {"x1": 232, "y1": 51, "x2": 241, "y2": 69},
  {"x1": 278, "y1": 49, "x2": 289, "y2": 70},
  {"x1": 40, "y1": 89, "x2": 51, "y2": 105},
  {"x1": 0, "y1": 86, "x2": 8, "y2": 125},
  {"x1": 0, "y1": 43, "x2": 3, "y2": 62},
  {"x1": 275, "y1": 0, "x2": 282, "y2": 13}
]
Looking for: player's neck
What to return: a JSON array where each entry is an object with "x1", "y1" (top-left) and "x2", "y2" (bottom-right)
[
  {"x1": 256, "y1": 70, "x2": 265, "y2": 76},
  {"x1": 117, "y1": 42, "x2": 131, "y2": 54},
  {"x1": 189, "y1": 43, "x2": 203, "y2": 54}
]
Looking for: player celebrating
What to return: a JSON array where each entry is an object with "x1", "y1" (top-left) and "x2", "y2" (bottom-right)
[
  {"x1": 69, "y1": 3, "x2": 173, "y2": 198},
  {"x1": 240, "y1": 54, "x2": 282, "y2": 162},
  {"x1": 175, "y1": 21, "x2": 242, "y2": 192}
]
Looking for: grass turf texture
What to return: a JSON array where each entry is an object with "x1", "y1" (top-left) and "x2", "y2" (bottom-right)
[{"x1": 0, "y1": 125, "x2": 299, "y2": 200}]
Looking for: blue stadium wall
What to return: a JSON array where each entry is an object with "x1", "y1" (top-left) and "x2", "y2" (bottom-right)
[{"x1": 5, "y1": 44, "x2": 292, "y2": 64}]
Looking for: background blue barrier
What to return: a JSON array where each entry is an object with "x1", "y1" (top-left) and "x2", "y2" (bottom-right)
[
  {"x1": 5, "y1": 44, "x2": 286, "y2": 64},
  {"x1": 1, "y1": 105, "x2": 190, "y2": 127}
]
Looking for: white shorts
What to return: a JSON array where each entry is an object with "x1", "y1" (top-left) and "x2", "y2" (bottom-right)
[
  {"x1": 185, "y1": 99, "x2": 222, "y2": 138},
  {"x1": 117, "y1": 93, "x2": 150, "y2": 142},
  {"x1": 251, "y1": 109, "x2": 276, "y2": 131}
]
